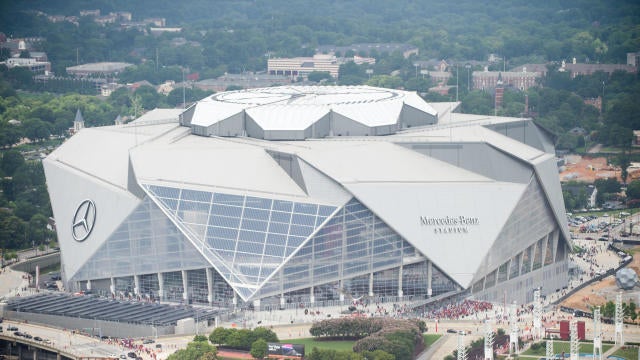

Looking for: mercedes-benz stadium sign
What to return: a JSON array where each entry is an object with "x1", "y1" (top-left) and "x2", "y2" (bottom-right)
[{"x1": 72, "y1": 199, "x2": 96, "y2": 242}]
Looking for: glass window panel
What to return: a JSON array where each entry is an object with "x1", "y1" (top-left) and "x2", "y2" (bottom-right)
[
  {"x1": 208, "y1": 226, "x2": 238, "y2": 240},
  {"x1": 178, "y1": 200, "x2": 210, "y2": 214},
  {"x1": 243, "y1": 208, "x2": 270, "y2": 221},
  {"x1": 236, "y1": 241, "x2": 263, "y2": 254},
  {"x1": 239, "y1": 229, "x2": 266, "y2": 243},
  {"x1": 498, "y1": 262, "x2": 509, "y2": 283},
  {"x1": 544, "y1": 237, "x2": 554, "y2": 266},
  {"x1": 485, "y1": 270, "x2": 497, "y2": 289},
  {"x1": 213, "y1": 193, "x2": 244, "y2": 206},
  {"x1": 264, "y1": 245, "x2": 285, "y2": 257},
  {"x1": 151, "y1": 185, "x2": 179, "y2": 199},
  {"x1": 181, "y1": 189, "x2": 212, "y2": 203},
  {"x1": 158, "y1": 198, "x2": 178, "y2": 211},
  {"x1": 211, "y1": 204, "x2": 243, "y2": 218},
  {"x1": 241, "y1": 219, "x2": 268, "y2": 232},
  {"x1": 287, "y1": 235, "x2": 306, "y2": 248},
  {"x1": 207, "y1": 237, "x2": 235, "y2": 251},
  {"x1": 532, "y1": 239, "x2": 543, "y2": 271},
  {"x1": 217, "y1": 250, "x2": 235, "y2": 261},
  {"x1": 245, "y1": 196, "x2": 272, "y2": 209},
  {"x1": 345, "y1": 201, "x2": 367, "y2": 213},
  {"x1": 294, "y1": 202, "x2": 317, "y2": 215},
  {"x1": 268, "y1": 222, "x2": 289, "y2": 235},
  {"x1": 291, "y1": 213, "x2": 316, "y2": 226},
  {"x1": 273, "y1": 200, "x2": 293, "y2": 212},
  {"x1": 209, "y1": 215, "x2": 240, "y2": 228},
  {"x1": 266, "y1": 233, "x2": 287, "y2": 246},
  {"x1": 319, "y1": 205, "x2": 335, "y2": 217},
  {"x1": 509, "y1": 254, "x2": 521, "y2": 279},
  {"x1": 271, "y1": 211, "x2": 291, "y2": 223},
  {"x1": 521, "y1": 246, "x2": 533, "y2": 274},
  {"x1": 290, "y1": 224, "x2": 313, "y2": 237}
]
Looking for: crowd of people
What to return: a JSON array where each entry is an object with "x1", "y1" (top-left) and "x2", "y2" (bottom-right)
[{"x1": 425, "y1": 299, "x2": 494, "y2": 320}]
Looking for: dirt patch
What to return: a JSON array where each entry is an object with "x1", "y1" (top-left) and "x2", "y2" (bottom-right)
[
  {"x1": 561, "y1": 277, "x2": 616, "y2": 311},
  {"x1": 560, "y1": 155, "x2": 620, "y2": 183},
  {"x1": 561, "y1": 247, "x2": 640, "y2": 311}
]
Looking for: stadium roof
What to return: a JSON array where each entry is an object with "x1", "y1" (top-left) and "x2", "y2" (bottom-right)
[{"x1": 183, "y1": 86, "x2": 438, "y2": 139}]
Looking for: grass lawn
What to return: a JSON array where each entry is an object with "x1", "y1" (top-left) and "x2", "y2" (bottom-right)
[
  {"x1": 424, "y1": 334, "x2": 442, "y2": 348},
  {"x1": 286, "y1": 337, "x2": 355, "y2": 353},
  {"x1": 612, "y1": 346, "x2": 639, "y2": 359},
  {"x1": 521, "y1": 341, "x2": 613, "y2": 356}
]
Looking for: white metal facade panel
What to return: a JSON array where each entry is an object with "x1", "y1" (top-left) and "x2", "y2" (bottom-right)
[
  {"x1": 344, "y1": 181, "x2": 525, "y2": 288},
  {"x1": 296, "y1": 157, "x2": 352, "y2": 206},
  {"x1": 534, "y1": 156, "x2": 572, "y2": 243},
  {"x1": 130, "y1": 143, "x2": 308, "y2": 198},
  {"x1": 43, "y1": 158, "x2": 141, "y2": 282}
]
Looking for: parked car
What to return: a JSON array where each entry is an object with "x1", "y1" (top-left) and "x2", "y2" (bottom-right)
[{"x1": 142, "y1": 339, "x2": 154, "y2": 344}]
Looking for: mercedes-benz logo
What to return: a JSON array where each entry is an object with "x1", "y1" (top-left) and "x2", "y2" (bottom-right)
[{"x1": 72, "y1": 199, "x2": 96, "y2": 242}]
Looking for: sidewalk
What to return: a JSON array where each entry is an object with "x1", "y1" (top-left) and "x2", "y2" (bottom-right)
[{"x1": 0, "y1": 264, "x2": 31, "y2": 300}]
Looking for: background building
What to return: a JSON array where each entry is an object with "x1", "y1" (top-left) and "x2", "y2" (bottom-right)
[
  {"x1": 44, "y1": 86, "x2": 570, "y2": 310},
  {"x1": 66, "y1": 62, "x2": 133, "y2": 78},
  {"x1": 268, "y1": 54, "x2": 340, "y2": 78},
  {"x1": 473, "y1": 69, "x2": 541, "y2": 91}
]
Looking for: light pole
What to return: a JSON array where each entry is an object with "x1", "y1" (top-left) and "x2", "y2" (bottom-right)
[
  {"x1": 455, "y1": 64, "x2": 459, "y2": 102},
  {"x1": 602, "y1": 80, "x2": 605, "y2": 114},
  {"x1": 465, "y1": 63, "x2": 471, "y2": 91}
]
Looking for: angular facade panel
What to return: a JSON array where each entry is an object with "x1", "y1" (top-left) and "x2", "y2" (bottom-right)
[
  {"x1": 71, "y1": 197, "x2": 210, "y2": 282},
  {"x1": 143, "y1": 184, "x2": 336, "y2": 301}
]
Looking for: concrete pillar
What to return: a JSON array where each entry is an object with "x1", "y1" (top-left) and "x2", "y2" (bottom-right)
[
  {"x1": 368, "y1": 273, "x2": 374, "y2": 297},
  {"x1": 109, "y1": 277, "x2": 115, "y2": 297},
  {"x1": 133, "y1": 274, "x2": 140, "y2": 296},
  {"x1": 56, "y1": 353, "x2": 61, "y2": 360},
  {"x1": 206, "y1": 268, "x2": 214, "y2": 306},
  {"x1": 181, "y1": 270, "x2": 189, "y2": 303},
  {"x1": 280, "y1": 295, "x2": 285, "y2": 309},
  {"x1": 253, "y1": 299, "x2": 261, "y2": 312},
  {"x1": 232, "y1": 292, "x2": 237, "y2": 312},
  {"x1": 427, "y1": 260, "x2": 433, "y2": 297},
  {"x1": 339, "y1": 279, "x2": 344, "y2": 301},
  {"x1": 310, "y1": 286, "x2": 315, "y2": 305},
  {"x1": 33, "y1": 349, "x2": 37, "y2": 360},
  {"x1": 157, "y1": 272, "x2": 164, "y2": 302},
  {"x1": 398, "y1": 265, "x2": 404, "y2": 299}
]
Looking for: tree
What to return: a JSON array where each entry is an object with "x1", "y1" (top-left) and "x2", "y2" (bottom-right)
[
  {"x1": 626, "y1": 180, "x2": 640, "y2": 201},
  {"x1": 563, "y1": 190, "x2": 577, "y2": 211},
  {"x1": 308, "y1": 71, "x2": 333, "y2": 83},
  {"x1": 362, "y1": 350, "x2": 395, "y2": 360},
  {"x1": 252, "y1": 327, "x2": 278, "y2": 343},
  {"x1": 1, "y1": 150, "x2": 25, "y2": 176},
  {"x1": 167, "y1": 340, "x2": 217, "y2": 360},
  {"x1": 250, "y1": 338, "x2": 268, "y2": 359},
  {"x1": 194, "y1": 335, "x2": 208, "y2": 342},
  {"x1": 209, "y1": 327, "x2": 231, "y2": 345},
  {"x1": 198, "y1": 352, "x2": 218, "y2": 360},
  {"x1": 614, "y1": 151, "x2": 631, "y2": 185}
]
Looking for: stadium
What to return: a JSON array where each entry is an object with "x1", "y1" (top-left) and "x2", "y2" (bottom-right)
[{"x1": 43, "y1": 85, "x2": 570, "y2": 311}]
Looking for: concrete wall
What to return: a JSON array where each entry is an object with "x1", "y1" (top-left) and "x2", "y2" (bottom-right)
[{"x1": 12, "y1": 253, "x2": 61, "y2": 274}]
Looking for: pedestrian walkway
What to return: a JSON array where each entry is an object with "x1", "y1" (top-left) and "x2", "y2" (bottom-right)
[{"x1": 0, "y1": 264, "x2": 31, "y2": 300}]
